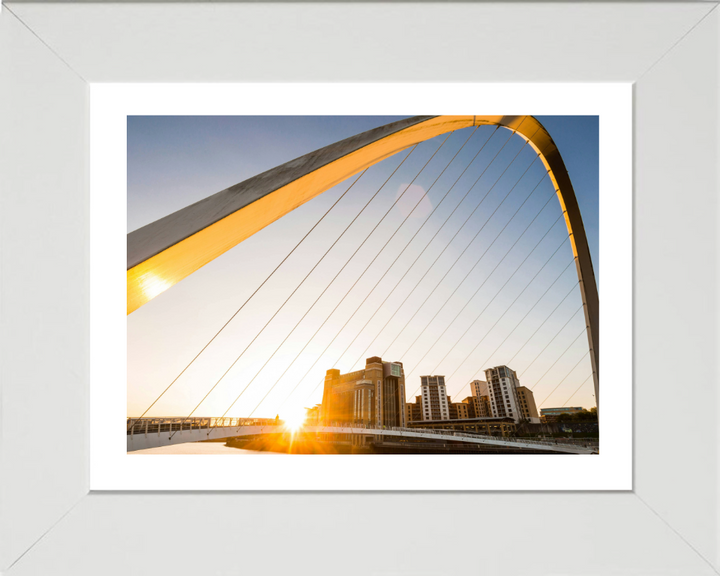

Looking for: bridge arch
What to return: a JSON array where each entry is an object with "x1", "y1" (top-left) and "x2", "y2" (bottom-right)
[{"x1": 127, "y1": 115, "x2": 599, "y2": 407}]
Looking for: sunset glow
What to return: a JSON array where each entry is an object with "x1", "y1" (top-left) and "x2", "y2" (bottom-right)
[
  {"x1": 282, "y1": 406, "x2": 307, "y2": 432},
  {"x1": 139, "y1": 273, "x2": 172, "y2": 301}
]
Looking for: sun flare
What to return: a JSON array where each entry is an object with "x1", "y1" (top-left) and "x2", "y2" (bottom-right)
[
  {"x1": 139, "y1": 272, "x2": 172, "y2": 301},
  {"x1": 282, "y1": 407, "x2": 307, "y2": 432}
]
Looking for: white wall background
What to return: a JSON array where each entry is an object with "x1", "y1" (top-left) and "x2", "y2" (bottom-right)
[{"x1": 1, "y1": 3, "x2": 718, "y2": 575}]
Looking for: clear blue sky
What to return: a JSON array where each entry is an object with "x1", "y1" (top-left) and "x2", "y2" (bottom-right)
[{"x1": 128, "y1": 115, "x2": 599, "y2": 419}]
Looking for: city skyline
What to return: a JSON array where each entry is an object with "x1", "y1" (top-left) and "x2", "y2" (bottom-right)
[{"x1": 127, "y1": 116, "x2": 598, "y2": 421}]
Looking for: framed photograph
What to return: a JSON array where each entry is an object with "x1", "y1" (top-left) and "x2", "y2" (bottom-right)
[
  {"x1": 91, "y1": 83, "x2": 629, "y2": 492},
  {"x1": 1, "y1": 2, "x2": 718, "y2": 574}
]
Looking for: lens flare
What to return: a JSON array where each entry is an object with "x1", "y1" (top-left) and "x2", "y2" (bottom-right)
[
  {"x1": 282, "y1": 406, "x2": 306, "y2": 432},
  {"x1": 139, "y1": 273, "x2": 172, "y2": 301}
]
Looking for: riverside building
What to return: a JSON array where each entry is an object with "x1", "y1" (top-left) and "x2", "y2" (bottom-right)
[
  {"x1": 470, "y1": 379, "x2": 489, "y2": 398},
  {"x1": 516, "y1": 386, "x2": 541, "y2": 423},
  {"x1": 420, "y1": 375, "x2": 450, "y2": 421},
  {"x1": 469, "y1": 380, "x2": 492, "y2": 418},
  {"x1": 540, "y1": 407, "x2": 583, "y2": 422},
  {"x1": 449, "y1": 399, "x2": 469, "y2": 420},
  {"x1": 484, "y1": 366, "x2": 524, "y2": 423},
  {"x1": 406, "y1": 396, "x2": 423, "y2": 423},
  {"x1": 464, "y1": 395, "x2": 491, "y2": 418},
  {"x1": 321, "y1": 356, "x2": 406, "y2": 428}
]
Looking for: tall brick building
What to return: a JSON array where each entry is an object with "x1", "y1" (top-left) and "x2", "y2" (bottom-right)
[{"x1": 321, "y1": 356, "x2": 406, "y2": 427}]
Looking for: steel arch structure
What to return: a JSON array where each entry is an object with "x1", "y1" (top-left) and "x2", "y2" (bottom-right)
[{"x1": 127, "y1": 115, "x2": 599, "y2": 408}]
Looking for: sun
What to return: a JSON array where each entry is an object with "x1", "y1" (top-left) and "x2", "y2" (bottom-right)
[{"x1": 282, "y1": 406, "x2": 306, "y2": 432}]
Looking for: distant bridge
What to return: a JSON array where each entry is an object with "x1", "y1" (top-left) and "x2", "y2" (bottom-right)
[{"x1": 126, "y1": 417, "x2": 596, "y2": 454}]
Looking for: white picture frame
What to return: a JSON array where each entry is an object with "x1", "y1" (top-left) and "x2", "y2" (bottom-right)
[
  {"x1": 1, "y1": 2, "x2": 718, "y2": 574},
  {"x1": 91, "y1": 83, "x2": 630, "y2": 491}
]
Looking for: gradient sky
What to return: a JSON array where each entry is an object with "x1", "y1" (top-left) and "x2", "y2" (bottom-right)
[{"x1": 128, "y1": 115, "x2": 599, "y2": 419}]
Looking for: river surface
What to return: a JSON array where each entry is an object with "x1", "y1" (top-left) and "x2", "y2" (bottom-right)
[{"x1": 131, "y1": 442, "x2": 282, "y2": 455}]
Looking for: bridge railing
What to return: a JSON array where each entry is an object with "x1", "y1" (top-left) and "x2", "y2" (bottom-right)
[
  {"x1": 313, "y1": 423, "x2": 595, "y2": 450},
  {"x1": 126, "y1": 418, "x2": 595, "y2": 451},
  {"x1": 126, "y1": 417, "x2": 280, "y2": 435}
]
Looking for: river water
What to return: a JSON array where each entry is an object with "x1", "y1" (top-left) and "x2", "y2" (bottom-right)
[{"x1": 131, "y1": 442, "x2": 282, "y2": 455}]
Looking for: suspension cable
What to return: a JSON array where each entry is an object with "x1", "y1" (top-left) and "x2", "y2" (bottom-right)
[
  {"x1": 537, "y1": 350, "x2": 590, "y2": 407},
  {"x1": 522, "y1": 307, "x2": 585, "y2": 380},
  {"x1": 340, "y1": 131, "x2": 537, "y2": 375},
  {"x1": 209, "y1": 133, "x2": 455, "y2": 428},
  {"x1": 126, "y1": 167, "x2": 368, "y2": 429},
  {"x1": 245, "y1": 127, "x2": 482, "y2": 416},
  {"x1": 290, "y1": 126, "x2": 521, "y2": 406},
  {"x1": 445, "y1": 259, "x2": 576, "y2": 401},
  {"x1": 442, "y1": 243, "x2": 569, "y2": 384},
  {"x1": 405, "y1": 216, "x2": 566, "y2": 398},
  {"x1": 301, "y1": 128, "x2": 535, "y2": 404},
  {"x1": 172, "y1": 133, "x2": 456, "y2": 435},
  {"x1": 376, "y1": 136, "x2": 541, "y2": 363},
  {"x1": 450, "y1": 273, "x2": 578, "y2": 400},
  {"x1": 396, "y1": 169, "x2": 551, "y2": 367},
  {"x1": 529, "y1": 327, "x2": 588, "y2": 390},
  {"x1": 163, "y1": 142, "x2": 423, "y2": 435},
  {"x1": 505, "y1": 293, "x2": 583, "y2": 368},
  {"x1": 275, "y1": 126, "x2": 502, "y2": 412},
  {"x1": 561, "y1": 372, "x2": 593, "y2": 406}
]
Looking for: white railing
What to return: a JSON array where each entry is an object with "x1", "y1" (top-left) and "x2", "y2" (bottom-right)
[
  {"x1": 126, "y1": 418, "x2": 596, "y2": 452},
  {"x1": 126, "y1": 417, "x2": 280, "y2": 435},
  {"x1": 312, "y1": 423, "x2": 596, "y2": 450}
]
